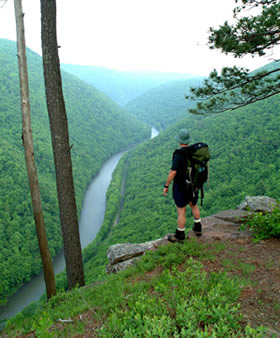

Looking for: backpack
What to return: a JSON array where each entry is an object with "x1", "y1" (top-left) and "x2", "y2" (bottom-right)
[{"x1": 185, "y1": 143, "x2": 210, "y2": 206}]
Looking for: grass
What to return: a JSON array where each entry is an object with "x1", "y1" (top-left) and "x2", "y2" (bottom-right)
[
  {"x1": 273, "y1": 302, "x2": 280, "y2": 311},
  {"x1": 239, "y1": 262, "x2": 256, "y2": 275},
  {"x1": 3, "y1": 239, "x2": 269, "y2": 337}
]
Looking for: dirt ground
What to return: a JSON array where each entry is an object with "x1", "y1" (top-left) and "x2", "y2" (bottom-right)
[{"x1": 200, "y1": 237, "x2": 280, "y2": 336}]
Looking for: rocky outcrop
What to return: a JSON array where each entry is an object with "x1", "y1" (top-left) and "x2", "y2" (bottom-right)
[
  {"x1": 106, "y1": 196, "x2": 278, "y2": 274},
  {"x1": 106, "y1": 238, "x2": 169, "y2": 273},
  {"x1": 187, "y1": 209, "x2": 251, "y2": 241}
]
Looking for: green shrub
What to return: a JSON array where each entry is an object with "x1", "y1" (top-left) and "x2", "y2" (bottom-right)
[
  {"x1": 242, "y1": 205, "x2": 280, "y2": 242},
  {"x1": 97, "y1": 258, "x2": 265, "y2": 337}
]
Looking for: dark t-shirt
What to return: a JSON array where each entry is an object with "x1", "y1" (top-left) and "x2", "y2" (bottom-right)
[{"x1": 171, "y1": 146, "x2": 192, "y2": 185}]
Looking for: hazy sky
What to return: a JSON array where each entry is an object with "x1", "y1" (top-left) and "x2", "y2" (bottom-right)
[{"x1": 0, "y1": 0, "x2": 274, "y2": 75}]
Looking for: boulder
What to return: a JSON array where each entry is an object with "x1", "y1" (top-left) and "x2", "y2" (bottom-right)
[
  {"x1": 107, "y1": 238, "x2": 166, "y2": 265},
  {"x1": 238, "y1": 196, "x2": 277, "y2": 213},
  {"x1": 106, "y1": 257, "x2": 141, "y2": 274},
  {"x1": 106, "y1": 238, "x2": 168, "y2": 273}
]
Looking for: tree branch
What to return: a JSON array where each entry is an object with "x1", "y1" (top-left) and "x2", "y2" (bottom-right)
[
  {"x1": 0, "y1": 0, "x2": 8, "y2": 8},
  {"x1": 189, "y1": 87, "x2": 280, "y2": 115},
  {"x1": 187, "y1": 65, "x2": 280, "y2": 100}
]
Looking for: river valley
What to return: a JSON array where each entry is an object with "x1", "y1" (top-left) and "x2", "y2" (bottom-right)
[{"x1": 0, "y1": 127, "x2": 159, "y2": 323}]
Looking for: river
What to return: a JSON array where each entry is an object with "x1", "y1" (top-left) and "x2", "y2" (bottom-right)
[{"x1": 0, "y1": 127, "x2": 159, "y2": 323}]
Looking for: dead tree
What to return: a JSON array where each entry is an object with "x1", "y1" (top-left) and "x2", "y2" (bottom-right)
[{"x1": 13, "y1": 0, "x2": 56, "y2": 299}]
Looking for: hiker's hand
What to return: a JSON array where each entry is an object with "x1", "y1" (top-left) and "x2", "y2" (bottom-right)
[{"x1": 163, "y1": 187, "x2": 168, "y2": 196}]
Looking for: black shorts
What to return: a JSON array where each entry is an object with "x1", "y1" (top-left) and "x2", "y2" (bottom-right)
[{"x1": 172, "y1": 183, "x2": 198, "y2": 208}]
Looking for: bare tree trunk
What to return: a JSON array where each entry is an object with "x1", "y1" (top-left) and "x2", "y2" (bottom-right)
[
  {"x1": 13, "y1": 0, "x2": 56, "y2": 299},
  {"x1": 40, "y1": 0, "x2": 85, "y2": 289}
]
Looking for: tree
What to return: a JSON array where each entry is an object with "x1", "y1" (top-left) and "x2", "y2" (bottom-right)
[
  {"x1": 40, "y1": 0, "x2": 85, "y2": 288},
  {"x1": 187, "y1": 0, "x2": 280, "y2": 114},
  {"x1": 13, "y1": 0, "x2": 56, "y2": 299}
]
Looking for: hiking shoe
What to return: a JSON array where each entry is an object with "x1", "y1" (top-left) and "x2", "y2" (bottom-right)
[
  {"x1": 167, "y1": 233, "x2": 185, "y2": 243},
  {"x1": 167, "y1": 229, "x2": 186, "y2": 243},
  {"x1": 192, "y1": 221, "x2": 202, "y2": 237}
]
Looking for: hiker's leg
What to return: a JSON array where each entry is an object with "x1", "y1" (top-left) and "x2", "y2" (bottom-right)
[
  {"x1": 177, "y1": 206, "x2": 186, "y2": 229},
  {"x1": 189, "y1": 202, "x2": 202, "y2": 237},
  {"x1": 167, "y1": 206, "x2": 186, "y2": 242},
  {"x1": 189, "y1": 202, "x2": 200, "y2": 219},
  {"x1": 168, "y1": 184, "x2": 187, "y2": 242}
]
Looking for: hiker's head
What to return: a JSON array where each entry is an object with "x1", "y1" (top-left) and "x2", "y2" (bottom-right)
[{"x1": 175, "y1": 129, "x2": 191, "y2": 145}]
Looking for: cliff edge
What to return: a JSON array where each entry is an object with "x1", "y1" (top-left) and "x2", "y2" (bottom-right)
[{"x1": 106, "y1": 196, "x2": 277, "y2": 273}]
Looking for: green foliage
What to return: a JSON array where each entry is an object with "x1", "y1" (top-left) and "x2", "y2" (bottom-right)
[
  {"x1": 0, "y1": 38, "x2": 149, "y2": 300},
  {"x1": 31, "y1": 312, "x2": 55, "y2": 338},
  {"x1": 187, "y1": 62, "x2": 280, "y2": 114},
  {"x1": 3, "y1": 241, "x2": 267, "y2": 337},
  {"x1": 99, "y1": 258, "x2": 262, "y2": 337},
  {"x1": 208, "y1": 0, "x2": 280, "y2": 57},
  {"x1": 242, "y1": 205, "x2": 280, "y2": 242}
]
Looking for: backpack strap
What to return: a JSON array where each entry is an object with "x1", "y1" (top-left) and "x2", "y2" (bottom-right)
[{"x1": 200, "y1": 186, "x2": 204, "y2": 206}]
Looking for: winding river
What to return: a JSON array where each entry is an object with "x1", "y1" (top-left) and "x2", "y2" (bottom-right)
[{"x1": 0, "y1": 127, "x2": 159, "y2": 323}]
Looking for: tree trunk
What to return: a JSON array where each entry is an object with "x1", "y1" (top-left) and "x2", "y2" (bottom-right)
[
  {"x1": 40, "y1": 0, "x2": 85, "y2": 288},
  {"x1": 13, "y1": 0, "x2": 56, "y2": 299}
]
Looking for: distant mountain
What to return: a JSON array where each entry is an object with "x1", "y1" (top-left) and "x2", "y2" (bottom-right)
[
  {"x1": 251, "y1": 60, "x2": 280, "y2": 74},
  {"x1": 122, "y1": 60, "x2": 280, "y2": 130},
  {"x1": 0, "y1": 39, "x2": 150, "y2": 300},
  {"x1": 61, "y1": 63, "x2": 199, "y2": 106},
  {"x1": 123, "y1": 77, "x2": 204, "y2": 130}
]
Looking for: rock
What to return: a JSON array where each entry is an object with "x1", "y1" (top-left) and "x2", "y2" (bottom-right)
[
  {"x1": 188, "y1": 209, "x2": 252, "y2": 241},
  {"x1": 238, "y1": 196, "x2": 277, "y2": 213},
  {"x1": 107, "y1": 243, "x2": 144, "y2": 265},
  {"x1": 107, "y1": 238, "x2": 166, "y2": 265},
  {"x1": 106, "y1": 257, "x2": 141, "y2": 274},
  {"x1": 213, "y1": 209, "x2": 249, "y2": 223}
]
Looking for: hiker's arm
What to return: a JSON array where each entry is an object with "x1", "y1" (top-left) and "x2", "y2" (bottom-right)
[{"x1": 163, "y1": 170, "x2": 176, "y2": 196}]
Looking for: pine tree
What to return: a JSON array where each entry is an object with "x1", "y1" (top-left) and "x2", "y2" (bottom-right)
[
  {"x1": 187, "y1": 0, "x2": 280, "y2": 114},
  {"x1": 40, "y1": 0, "x2": 85, "y2": 289}
]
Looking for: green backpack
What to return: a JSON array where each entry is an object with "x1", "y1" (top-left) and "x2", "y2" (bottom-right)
[{"x1": 186, "y1": 143, "x2": 210, "y2": 206}]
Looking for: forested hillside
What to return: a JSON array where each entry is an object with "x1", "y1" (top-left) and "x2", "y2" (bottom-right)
[
  {"x1": 0, "y1": 39, "x2": 149, "y2": 300},
  {"x1": 82, "y1": 92, "x2": 280, "y2": 283},
  {"x1": 124, "y1": 77, "x2": 204, "y2": 130},
  {"x1": 61, "y1": 63, "x2": 197, "y2": 106},
  {"x1": 120, "y1": 95, "x2": 280, "y2": 235}
]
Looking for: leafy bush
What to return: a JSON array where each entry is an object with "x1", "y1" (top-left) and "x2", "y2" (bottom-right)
[
  {"x1": 97, "y1": 258, "x2": 266, "y2": 337},
  {"x1": 242, "y1": 205, "x2": 280, "y2": 242}
]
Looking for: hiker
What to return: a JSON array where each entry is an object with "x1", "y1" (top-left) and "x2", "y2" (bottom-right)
[{"x1": 163, "y1": 129, "x2": 203, "y2": 242}]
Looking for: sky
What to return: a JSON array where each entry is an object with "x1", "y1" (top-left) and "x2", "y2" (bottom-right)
[{"x1": 0, "y1": 0, "x2": 274, "y2": 76}]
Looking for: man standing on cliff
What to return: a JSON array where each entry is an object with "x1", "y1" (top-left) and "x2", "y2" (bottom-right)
[{"x1": 163, "y1": 129, "x2": 202, "y2": 242}]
